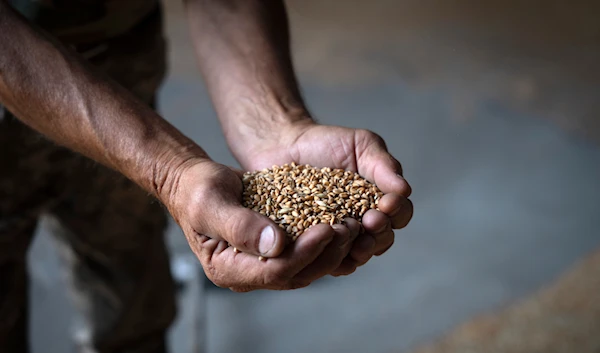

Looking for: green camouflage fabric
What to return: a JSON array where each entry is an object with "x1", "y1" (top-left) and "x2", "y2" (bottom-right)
[{"x1": 0, "y1": 3, "x2": 176, "y2": 353}]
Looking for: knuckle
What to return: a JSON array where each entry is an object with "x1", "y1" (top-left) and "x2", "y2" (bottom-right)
[
  {"x1": 375, "y1": 238, "x2": 394, "y2": 256},
  {"x1": 380, "y1": 230, "x2": 394, "y2": 245},
  {"x1": 359, "y1": 129, "x2": 386, "y2": 148},
  {"x1": 388, "y1": 154, "x2": 404, "y2": 174},
  {"x1": 226, "y1": 214, "x2": 247, "y2": 245},
  {"x1": 400, "y1": 182, "x2": 412, "y2": 197},
  {"x1": 393, "y1": 206, "x2": 413, "y2": 229}
]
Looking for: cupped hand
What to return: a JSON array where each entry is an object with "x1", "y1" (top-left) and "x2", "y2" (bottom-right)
[
  {"x1": 162, "y1": 160, "x2": 360, "y2": 291},
  {"x1": 230, "y1": 122, "x2": 413, "y2": 276}
]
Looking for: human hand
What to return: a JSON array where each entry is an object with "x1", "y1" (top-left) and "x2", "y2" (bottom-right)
[
  {"x1": 229, "y1": 122, "x2": 413, "y2": 276},
  {"x1": 161, "y1": 159, "x2": 361, "y2": 291}
]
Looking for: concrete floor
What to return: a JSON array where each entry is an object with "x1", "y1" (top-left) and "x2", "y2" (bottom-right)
[
  {"x1": 27, "y1": 1, "x2": 600, "y2": 352},
  {"x1": 411, "y1": 250, "x2": 600, "y2": 353}
]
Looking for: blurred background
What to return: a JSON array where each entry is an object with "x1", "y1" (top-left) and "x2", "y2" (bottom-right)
[{"x1": 28, "y1": 0, "x2": 600, "y2": 352}]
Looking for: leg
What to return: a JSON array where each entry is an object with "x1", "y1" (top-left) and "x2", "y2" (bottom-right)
[
  {"x1": 46, "y1": 6, "x2": 176, "y2": 352},
  {"x1": 1, "y1": 4, "x2": 176, "y2": 350},
  {"x1": 46, "y1": 163, "x2": 176, "y2": 353},
  {"x1": 0, "y1": 113, "x2": 60, "y2": 353},
  {"x1": 0, "y1": 219, "x2": 36, "y2": 353}
]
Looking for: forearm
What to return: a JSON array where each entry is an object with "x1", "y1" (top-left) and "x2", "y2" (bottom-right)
[
  {"x1": 0, "y1": 2, "x2": 207, "y2": 200},
  {"x1": 185, "y1": 0, "x2": 312, "y2": 145}
]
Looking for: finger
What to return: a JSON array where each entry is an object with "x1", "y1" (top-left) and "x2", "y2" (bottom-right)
[
  {"x1": 206, "y1": 202, "x2": 288, "y2": 258},
  {"x1": 329, "y1": 218, "x2": 361, "y2": 277},
  {"x1": 349, "y1": 234, "x2": 376, "y2": 265},
  {"x1": 355, "y1": 130, "x2": 411, "y2": 197},
  {"x1": 376, "y1": 194, "x2": 414, "y2": 229},
  {"x1": 362, "y1": 209, "x2": 389, "y2": 234},
  {"x1": 372, "y1": 160, "x2": 412, "y2": 197},
  {"x1": 261, "y1": 224, "x2": 336, "y2": 290},
  {"x1": 293, "y1": 223, "x2": 358, "y2": 283},
  {"x1": 344, "y1": 209, "x2": 384, "y2": 264},
  {"x1": 229, "y1": 167, "x2": 246, "y2": 178},
  {"x1": 198, "y1": 224, "x2": 335, "y2": 291},
  {"x1": 361, "y1": 209, "x2": 394, "y2": 256},
  {"x1": 342, "y1": 218, "x2": 362, "y2": 237},
  {"x1": 373, "y1": 229, "x2": 394, "y2": 257},
  {"x1": 375, "y1": 240, "x2": 394, "y2": 256},
  {"x1": 331, "y1": 257, "x2": 358, "y2": 277},
  {"x1": 187, "y1": 162, "x2": 288, "y2": 257}
]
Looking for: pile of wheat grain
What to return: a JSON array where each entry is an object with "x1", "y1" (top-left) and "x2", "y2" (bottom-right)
[{"x1": 242, "y1": 163, "x2": 383, "y2": 241}]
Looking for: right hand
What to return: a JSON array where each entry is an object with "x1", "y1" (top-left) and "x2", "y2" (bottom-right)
[{"x1": 163, "y1": 160, "x2": 360, "y2": 292}]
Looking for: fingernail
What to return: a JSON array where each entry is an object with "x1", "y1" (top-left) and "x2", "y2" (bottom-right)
[
  {"x1": 332, "y1": 224, "x2": 345, "y2": 232},
  {"x1": 259, "y1": 226, "x2": 276, "y2": 256},
  {"x1": 396, "y1": 173, "x2": 404, "y2": 179}
]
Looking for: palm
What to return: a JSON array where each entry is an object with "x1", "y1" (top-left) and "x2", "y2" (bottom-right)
[
  {"x1": 240, "y1": 124, "x2": 407, "y2": 198},
  {"x1": 233, "y1": 122, "x2": 412, "y2": 276},
  {"x1": 242, "y1": 125, "x2": 364, "y2": 173}
]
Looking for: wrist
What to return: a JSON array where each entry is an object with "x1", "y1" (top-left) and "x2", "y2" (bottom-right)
[
  {"x1": 126, "y1": 121, "x2": 211, "y2": 205},
  {"x1": 221, "y1": 98, "x2": 314, "y2": 159},
  {"x1": 226, "y1": 114, "x2": 314, "y2": 168},
  {"x1": 151, "y1": 149, "x2": 211, "y2": 207},
  {"x1": 224, "y1": 94, "x2": 312, "y2": 133}
]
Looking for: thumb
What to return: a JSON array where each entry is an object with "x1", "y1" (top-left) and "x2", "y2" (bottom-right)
[
  {"x1": 211, "y1": 203, "x2": 287, "y2": 258},
  {"x1": 357, "y1": 131, "x2": 412, "y2": 197}
]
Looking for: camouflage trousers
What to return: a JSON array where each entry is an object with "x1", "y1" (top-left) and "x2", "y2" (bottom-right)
[{"x1": 0, "y1": 7, "x2": 177, "y2": 353}]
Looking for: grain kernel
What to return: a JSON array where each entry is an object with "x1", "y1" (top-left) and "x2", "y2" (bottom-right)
[{"x1": 241, "y1": 164, "x2": 383, "y2": 250}]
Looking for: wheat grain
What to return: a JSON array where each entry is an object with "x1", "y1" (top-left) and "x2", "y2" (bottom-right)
[{"x1": 242, "y1": 163, "x2": 383, "y2": 241}]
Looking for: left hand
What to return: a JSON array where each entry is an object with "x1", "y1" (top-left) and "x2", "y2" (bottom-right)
[{"x1": 229, "y1": 121, "x2": 413, "y2": 276}]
